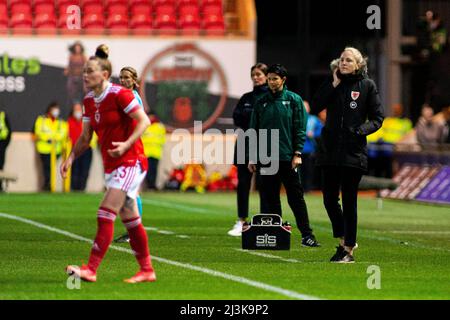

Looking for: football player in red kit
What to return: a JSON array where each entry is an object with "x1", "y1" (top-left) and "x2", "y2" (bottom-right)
[{"x1": 61, "y1": 45, "x2": 155, "y2": 283}]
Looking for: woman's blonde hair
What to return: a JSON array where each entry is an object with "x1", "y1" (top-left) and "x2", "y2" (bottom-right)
[
  {"x1": 89, "y1": 44, "x2": 112, "y2": 78},
  {"x1": 120, "y1": 66, "x2": 139, "y2": 90},
  {"x1": 342, "y1": 47, "x2": 368, "y2": 74}
]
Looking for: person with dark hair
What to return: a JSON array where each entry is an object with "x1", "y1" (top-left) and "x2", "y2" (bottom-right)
[
  {"x1": 65, "y1": 41, "x2": 87, "y2": 106},
  {"x1": 228, "y1": 63, "x2": 271, "y2": 236},
  {"x1": 0, "y1": 108, "x2": 11, "y2": 191},
  {"x1": 311, "y1": 47, "x2": 384, "y2": 263},
  {"x1": 33, "y1": 102, "x2": 68, "y2": 191},
  {"x1": 61, "y1": 45, "x2": 156, "y2": 283},
  {"x1": 67, "y1": 103, "x2": 93, "y2": 191},
  {"x1": 248, "y1": 63, "x2": 320, "y2": 247}
]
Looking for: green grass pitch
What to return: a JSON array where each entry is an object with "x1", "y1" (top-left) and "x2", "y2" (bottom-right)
[{"x1": 0, "y1": 192, "x2": 449, "y2": 300}]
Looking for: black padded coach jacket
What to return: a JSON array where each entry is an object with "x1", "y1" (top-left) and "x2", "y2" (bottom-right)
[{"x1": 310, "y1": 71, "x2": 384, "y2": 171}]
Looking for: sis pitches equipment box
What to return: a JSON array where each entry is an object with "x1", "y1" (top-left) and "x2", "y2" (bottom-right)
[{"x1": 242, "y1": 214, "x2": 291, "y2": 250}]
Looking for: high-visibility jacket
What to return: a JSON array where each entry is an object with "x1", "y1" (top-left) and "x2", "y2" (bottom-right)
[
  {"x1": 141, "y1": 122, "x2": 166, "y2": 160},
  {"x1": 378, "y1": 117, "x2": 412, "y2": 144},
  {"x1": 0, "y1": 111, "x2": 10, "y2": 141},
  {"x1": 34, "y1": 115, "x2": 68, "y2": 155}
]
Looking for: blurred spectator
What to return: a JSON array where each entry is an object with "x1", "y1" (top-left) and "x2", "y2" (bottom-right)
[
  {"x1": 417, "y1": 11, "x2": 448, "y2": 60},
  {"x1": 180, "y1": 163, "x2": 207, "y2": 194},
  {"x1": 67, "y1": 103, "x2": 93, "y2": 191},
  {"x1": 301, "y1": 101, "x2": 323, "y2": 192},
  {"x1": 141, "y1": 113, "x2": 166, "y2": 190},
  {"x1": 0, "y1": 109, "x2": 11, "y2": 191},
  {"x1": 33, "y1": 102, "x2": 68, "y2": 191},
  {"x1": 443, "y1": 106, "x2": 450, "y2": 144},
  {"x1": 415, "y1": 104, "x2": 448, "y2": 144},
  {"x1": 367, "y1": 104, "x2": 412, "y2": 178},
  {"x1": 64, "y1": 41, "x2": 87, "y2": 106}
]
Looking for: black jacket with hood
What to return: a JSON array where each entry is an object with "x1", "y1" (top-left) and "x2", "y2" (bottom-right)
[{"x1": 310, "y1": 70, "x2": 384, "y2": 171}]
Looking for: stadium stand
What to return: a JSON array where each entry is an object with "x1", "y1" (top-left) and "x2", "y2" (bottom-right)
[{"x1": 0, "y1": 0, "x2": 240, "y2": 36}]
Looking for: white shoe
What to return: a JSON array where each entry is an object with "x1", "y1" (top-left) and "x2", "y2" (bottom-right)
[{"x1": 227, "y1": 220, "x2": 244, "y2": 237}]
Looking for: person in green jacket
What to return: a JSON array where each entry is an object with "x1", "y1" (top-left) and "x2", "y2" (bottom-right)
[{"x1": 248, "y1": 64, "x2": 320, "y2": 247}]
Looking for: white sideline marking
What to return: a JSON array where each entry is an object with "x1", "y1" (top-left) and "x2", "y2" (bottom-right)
[
  {"x1": 141, "y1": 199, "x2": 212, "y2": 214},
  {"x1": 0, "y1": 212, "x2": 320, "y2": 300},
  {"x1": 235, "y1": 249, "x2": 301, "y2": 263},
  {"x1": 374, "y1": 230, "x2": 450, "y2": 235},
  {"x1": 145, "y1": 226, "x2": 189, "y2": 238}
]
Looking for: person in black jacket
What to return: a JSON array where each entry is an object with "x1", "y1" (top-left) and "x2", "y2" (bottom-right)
[
  {"x1": 228, "y1": 63, "x2": 271, "y2": 236},
  {"x1": 311, "y1": 47, "x2": 384, "y2": 263}
]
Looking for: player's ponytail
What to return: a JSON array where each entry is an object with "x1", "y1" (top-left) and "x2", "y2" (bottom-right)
[
  {"x1": 89, "y1": 44, "x2": 112, "y2": 78},
  {"x1": 95, "y1": 44, "x2": 109, "y2": 59}
]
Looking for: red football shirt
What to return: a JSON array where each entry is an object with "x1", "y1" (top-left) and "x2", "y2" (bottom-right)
[{"x1": 82, "y1": 82, "x2": 148, "y2": 174}]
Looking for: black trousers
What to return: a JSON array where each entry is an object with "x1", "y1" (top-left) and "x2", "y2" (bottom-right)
[
  {"x1": 236, "y1": 164, "x2": 270, "y2": 219},
  {"x1": 71, "y1": 148, "x2": 92, "y2": 191},
  {"x1": 146, "y1": 157, "x2": 159, "y2": 189},
  {"x1": 300, "y1": 153, "x2": 316, "y2": 193},
  {"x1": 0, "y1": 144, "x2": 6, "y2": 170},
  {"x1": 259, "y1": 161, "x2": 313, "y2": 237},
  {"x1": 39, "y1": 154, "x2": 51, "y2": 191},
  {"x1": 321, "y1": 166, "x2": 363, "y2": 247}
]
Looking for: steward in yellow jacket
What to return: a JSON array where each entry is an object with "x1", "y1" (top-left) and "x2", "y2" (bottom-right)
[
  {"x1": 33, "y1": 102, "x2": 68, "y2": 190},
  {"x1": 141, "y1": 113, "x2": 166, "y2": 190}
]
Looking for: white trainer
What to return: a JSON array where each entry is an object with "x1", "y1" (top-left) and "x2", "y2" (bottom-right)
[{"x1": 227, "y1": 220, "x2": 244, "y2": 237}]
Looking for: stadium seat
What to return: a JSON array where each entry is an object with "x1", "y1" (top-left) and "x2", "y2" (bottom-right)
[
  {"x1": 82, "y1": 13, "x2": 105, "y2": 35},
  {"x1": 130, "y1": 0, "x2": 151, "y2": 16},
  {"x1": 10, "y1": 2, "x2": 32, "y2": 16},
  {"x1": 0, "y1": 2, "x2": 7, "y2": 17},
  {"x1": 154, "y1": 13, "x2": 177, "y2": 34},
  {"x1": 106, "y1": 13, "x2": 129, "y2": 35},
  {"x1": 0, "y1": 21, "x2": 7, "y2": 35},
  {"x1": 179, "y1": 13, "x2": 200, "y2": 35},
  {"x1": 154, "y1": 1, "x2": 176, "y2": 16},
  {"x1": 9, "y1": 12, "x2": 33, "y2": 34},
  {"x1": 130, "y1": 13, "x2": 152, "y2": 35},
  {"x1": 34, "y1": 13, "x2": 57, "y2": 34},
  {"x1": 80, "y1": 0, "x2": 98, "y2": 8},
  {"x1": 58, "y1": 1, "x2": 81, "y2": 16},
  {"x1": 179, "y1": 3, "x2": 199, "y2": 17},
  {"x1": 200, "y1": 0, "x2": 222, "y2": 7},
  {"x1": 201, "y1": 0, "x2": 222, "y2": 15},
  {"x1": 0, "y1": 3, "x2": 7, "y2": 34},
  {"x1": 107, "y1": 3, "x2": 128, "y2": 16},
  {"x1": 202, "y1": 13, "x2": 225, "y2": 35},
  {"x1": 34, "y1": 2, "x2": 56, "y2": 16},
  {"x1": 58, "y1": 13, "x2": 81, "y2": 34},
  {"x1": 82, "y1": 2, "x2": 104, "y2": 15},
  {"x1": 179, "y1": 0, "x2": 199, "y2": 6},
  {"x1": 153, "y1": 0, "x2": 176, "y2": 6},
  {"x1": 105, "y1": 0, "x2": 128, "y2": 8}
]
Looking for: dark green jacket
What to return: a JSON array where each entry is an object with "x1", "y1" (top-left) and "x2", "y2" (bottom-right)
[{"x1": 249, "y1": 86, "x2": 307, "y2": 162}]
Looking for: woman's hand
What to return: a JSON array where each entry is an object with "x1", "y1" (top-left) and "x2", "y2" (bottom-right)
[
  {"x1": 332, "y1": 68, "x2": 341, "y2": 88},
  {"x1": 107, "y1": 141, "x2": 131, "y2": 158},
  {"x1": 60, "y1": 154, "x2": 74, "y2": 179},
  {"x1": 292, "y1": 156, "x2": 302, "y2": 169},
  {"x1": 248, "y1": 163, "x2": 257, "y2": 173}
]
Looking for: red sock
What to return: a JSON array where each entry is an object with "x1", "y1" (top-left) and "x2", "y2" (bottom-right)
[
  {"x1": 87, "y1": 207, "x2": 116, "y2": 273},
  {"x1": 124, "y1": 217, "x2": 154, "y2": 272}
]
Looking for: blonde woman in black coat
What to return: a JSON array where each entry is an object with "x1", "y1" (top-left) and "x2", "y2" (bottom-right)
[{"x1": 311, "y1": 47, "x2": 384, "y2": 263}]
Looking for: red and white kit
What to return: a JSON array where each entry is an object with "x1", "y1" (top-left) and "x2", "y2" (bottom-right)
[{"x1": 83, "y1": 82, "x2": 148, "y2": 197}]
